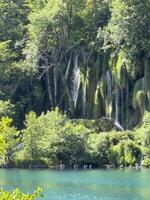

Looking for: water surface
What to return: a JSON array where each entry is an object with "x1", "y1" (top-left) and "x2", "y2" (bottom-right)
[{"x1": 0, "y1": 168, "x2": 150, "y2": 200}]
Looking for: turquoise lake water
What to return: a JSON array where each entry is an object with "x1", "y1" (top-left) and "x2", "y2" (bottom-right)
[{"x1": 0, "y1": 168, "x2": 150, "y2": 200}]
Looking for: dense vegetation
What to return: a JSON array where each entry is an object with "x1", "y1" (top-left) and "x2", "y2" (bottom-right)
[
  {"x1": 0, "y1": 108, "x2": 150, "y2": 168},
  {"x1": 0, "y1": 0, "x2": 150, "y2": 169},
  {"x1": 1, "y1": 0, "x2": 150, "y2": 129}
]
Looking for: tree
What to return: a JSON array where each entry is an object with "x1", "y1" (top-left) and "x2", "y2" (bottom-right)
[
  {"x1": 21, "y1": 108, "x2": 90, "y2": 167},
  {"x1": 103, "y1": 0, "x2": 150, "y2": 57},
  {"x1": 46, "y1": 121, "x2": 89, "y2": 165},
  {"x1": 22, "y1": 109, "x2": 66, "y2": 163},
  {"x1": 0, "y1": 135, "x2": 4, "y2": 157},
  {"x1": 0, "y1": 100, "x2": 14, "y2": 118},
  {"x1": 0, "y1": 117, "x2": 19, "y2": 164},
  {"x1": 86, "y1": 133, "x2": 110, "y2": 166}
]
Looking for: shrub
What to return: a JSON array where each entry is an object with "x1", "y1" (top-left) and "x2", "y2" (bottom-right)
[
  {"x1": 142, "y1": 157, "x2": 150, "y2": 167},
  {"x1": 0, "y1": 188, "x2": 42, "y2": 200}
]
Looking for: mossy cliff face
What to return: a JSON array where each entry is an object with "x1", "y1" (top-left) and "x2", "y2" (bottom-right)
[{"x1": 43, "y1": 49, "x2": 150, "y2": 129}]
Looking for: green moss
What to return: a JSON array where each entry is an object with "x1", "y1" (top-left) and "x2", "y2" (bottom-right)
[
  {"x1": 145, "y1": 58, "x2": 150, "y2": 110},
  {"x1": 115, "y1": 50, "x2": 126, "y2": 80},
  {"x1": 133, "y1": 79, "x2": 145, "y2": 109}
]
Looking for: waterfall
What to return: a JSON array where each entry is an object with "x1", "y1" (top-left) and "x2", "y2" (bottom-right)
[
  {"x1": 65, "y1": 56, "x2": 71, "y2": 80},
  {"x1": 115, "y1": 121, "x2": 124, "y2": 131},
  {"x1": 83, "y1": 80, "x2": 86, "y2": 117},
  {"x1": 126, "y1": 80, "x2": 129, "y2": 129},
  {"x1": 121, "y1": 89, "x2": 124, "y2": 125},
  {"x1": 106, "y1": 71, "x2": 112, "y2": 118},
  {"x1": 115, "y1": 87, "x2": 119, "y2": 122},
  {"x1": 54, "y1": 67, "x2": 57, "y2": 105},
  {"x1": 82, "y1": 69, "x2": 88, "y2": 117},
  {"x1": 115, "y1": 87, "x2": 124, "y2": 131},
  {"x1": 71, "y1": 55, "x2": 80, "y2": 108}
]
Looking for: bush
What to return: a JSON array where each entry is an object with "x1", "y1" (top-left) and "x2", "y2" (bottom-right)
[
  {"x1": 5, "y1": 110, "x2": 150, "y2": 169},
  {"x1": 19, "y1": 109, "x2": 90, "y2": 167},
  {"x1": 0, "y1": 188, "x2": 42, "y2": 200},
  {"x1": 86, "y1": 133, "x2": 110, "y2": 167},
  {"x1": 142, "y1": 157, "x2": 150, "y2": 167}
]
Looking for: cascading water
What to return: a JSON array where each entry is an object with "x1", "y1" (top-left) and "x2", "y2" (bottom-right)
[
  {"x1": 65, "y1": 56, "x2": 71, "y2": 80},
  {"x1": 54, "y1": 68, "x2": 57, "y2": 105},
  {"x1": 71, "y1": 55, "x2": 80, "y2": 108},
  {"x1": 121, "y1": 89, "x2": 124, "y2": 125},
  {"x1": 115, "y1": 87, "x2": 124, "y2": 131},
  {"x1": 115, "y1": 87, "x2": 119, "y2": 122},
  {"x1": 126, "y1": 80, "x2": 129, "y2": 129},
  {"x1": 106, "y1": 70, "x2": 112, "y2": 118},
  {"x1": 82, "y1": 68, "x2": 89, "y2": 117}
]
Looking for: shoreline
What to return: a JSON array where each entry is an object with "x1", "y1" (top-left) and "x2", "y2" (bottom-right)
[{"x1": 0, "y1": 164, "x2": 149, "y2": 170}]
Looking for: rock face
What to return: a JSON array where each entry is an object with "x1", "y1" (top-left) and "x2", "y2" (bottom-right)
[
  {"x1": 72, "y1": 118, "x2": 124, "y2": 132},
  {"x1": 43, "y1": 49, "x2": 149, "y2": 129}
]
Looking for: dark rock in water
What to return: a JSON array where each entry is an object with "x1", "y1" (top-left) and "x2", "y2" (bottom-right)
[{"x1": 71, "y1": 118, "x2": 124, "y2": 132}]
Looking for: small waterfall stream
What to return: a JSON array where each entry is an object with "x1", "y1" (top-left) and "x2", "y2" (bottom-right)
[
  {"x1": 121, "y1": 89, "x2": 124, "y2": 125},
  {"x1": 126, "y1": 80, "x2": 129, "y2": 129},
  {"x1": 54, "y1": 68, "x2": 57, "y2": 105},
  {"x1": 106, "y1": 71, "x2": 112, "y2": 118},
  {"x1": 71, "y1": 55, "x2": 80, "y2": 108},
  {"x1": 82, "y1": 69, "x2": 88, "y2": 117},
  {"x1": 83, "y1": 80, "x2": 86, "y2": 117},
  {"x1": 115, "y1": 87, "x2": 119, "y2": 123},
  {"x1": 141, "y1": 77, "x2": 146, "y2": 111},
  {"x1": 115, "y1": 87, "x2": 124, "y2": 131},
  {"x1": 65, "y1": 56, "x2": 71, "y2": 80}
]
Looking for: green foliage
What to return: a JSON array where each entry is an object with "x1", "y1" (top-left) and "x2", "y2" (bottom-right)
[
  {"x1": 0, "y1": 188, "x2": 42, "y2": 200},
  {"x1": 21, "y1": 109, "x2": 66, "y2": 161},
  {"x1": 20, "y1": 109, "x2": 90, "y2": 167},
  {"x1": 103, "y1": 0, "x2": 150, "y2": 56},
  {"x1": 1, "y1": 0, "x2": 150, "y2": 169},
  {"x1": 0, "y1": 0, "x2": 149, "y2": 130},
  {"x1": 86, "y1": 130, "x2": 141, "y2": 167},
  {"x1": 134, "y1": 112, "x2": 150, "y2": 145},
  {"x1": 142, "y1": 157, "x2": 150, "y2": 167},
  {"x1": 0, "y1": 117, "x2": 19, "y2": 165},
  {"x1": 0, "y1": 100, "x2": 14, "y2": 118},
  {"x1": 86, "y1": 133, "x2": 110, "y2": 166},
  {"x1": 1, "y1": 110, "x2": 150, "y2": 168},
  {"x1": 0, "y1": 134, "x2": 4, "y2": 157}
]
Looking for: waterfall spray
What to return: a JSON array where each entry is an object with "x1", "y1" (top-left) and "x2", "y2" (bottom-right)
[{"x1": 71, "y1": 55, "x2": 80, "y2": 108}]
